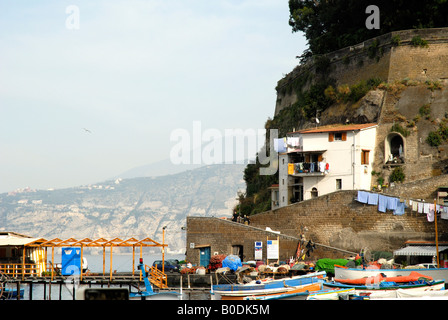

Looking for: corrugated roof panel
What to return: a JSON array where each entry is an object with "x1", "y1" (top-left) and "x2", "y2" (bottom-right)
[
  {"x1": 394, "y1": 246, "x2": 448, "y2": 256},
  {"x1": 0, "y1": 237, "x2": 41, "y2": 246}
]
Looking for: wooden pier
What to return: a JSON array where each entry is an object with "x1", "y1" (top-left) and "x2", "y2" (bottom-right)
[{"x1": 1, "y1": 272, "x2": 236, "y2": 300}]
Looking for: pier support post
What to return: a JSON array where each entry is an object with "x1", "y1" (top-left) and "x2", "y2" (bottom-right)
[{"x1": 16, "y1": 282, "x2": 20, "y2": 300}]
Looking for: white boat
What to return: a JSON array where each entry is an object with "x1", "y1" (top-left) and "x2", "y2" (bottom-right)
[
  {"x1": 334, "y1": 265, "x2": 448, "y2": 283},
  {"x1": 368, "y1": 288, "x2": 448, "y2": 300},
  {"x1": 324, "y1": 278, "x2": 446, "y2": 298},
  {"x1": 307, "y1": 288, "x2": 357, "y2": 300}
]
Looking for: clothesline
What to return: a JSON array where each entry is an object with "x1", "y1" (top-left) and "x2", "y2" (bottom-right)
[
  {"x1": 274, "y1": 137, "x2": 302, "y2": 153},
  {"x1": 288, "y1": 162, "x2": 329, "y2": 175},
  {"x1": 356, "y1": 190, "x2": 448, "y2": 222}
]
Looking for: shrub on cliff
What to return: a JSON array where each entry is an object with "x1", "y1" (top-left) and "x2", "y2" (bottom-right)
[{"x1": 288, "y1": 0, "x2": 448, "y2": 57}]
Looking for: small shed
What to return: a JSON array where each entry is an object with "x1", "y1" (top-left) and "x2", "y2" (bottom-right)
[
  {"x1": 0, "y1": 231, "x2": 47, "y2": 275},
  {"x1": 393, "y1": 241, "x2": 448, "y2": 266}
]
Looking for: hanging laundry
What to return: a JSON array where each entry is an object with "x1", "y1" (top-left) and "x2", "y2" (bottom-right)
[
  {"x1": 287, "y1": 137, "x2": 300, "y2": 147},
  {"x1": 288, "y1": 163, "x2": 294, "y2": 175},
  {"x1": 325, "y1": 163, "x2": 330, "y2": 173},
  {"x1": 393, "y1": 201, "x2": 406, "y2": 216},
  {"x1": 318, "y1": 162, "x2": 325, "y2": 172},
  {"x1": 417, "y1": 202, "x2": 424, "y2": 214},
  {"x1": 423, "y1": 203, "x2": 430, "y2": 214},
  {"x1": 357, "y1": 191, "x2": 369, "y2": 203},
  {"x1": 442, "y1": 207, "x2": 448, "y2": 220},
  {"x1": 412, "y1": 201, "x2": 418, "y2": 212},
  {"x1": 274, "y1": 138, "x2": 286, "y2": 153},
  {"x1": 295, "y1": 162, "x2": 304, "y2": 172},
  {"x1": 427, "y1": 204, "x2": 435, "y2": 222},
  {"x1": 367, "y1": 193, "x2": 379, "y2": 205},
  {"x1": 309, "y1": 162, "x2": 315, "y2": 173},
  {"x1": 387, "y1": 197, "x2": 398, "y2": 211},
  {"x1": 378, "y1": 195, "x2": 388, "y2": 213}
]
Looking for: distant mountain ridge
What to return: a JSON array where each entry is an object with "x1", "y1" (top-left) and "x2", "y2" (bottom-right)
[
  {"x1": 116, "y1": 159, "x2": 205, "y2": 179},
  {"x1": 0, "y1": 163, "x2": 246, "y2": 253}
]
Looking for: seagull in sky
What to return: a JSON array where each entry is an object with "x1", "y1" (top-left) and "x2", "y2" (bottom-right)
[{"x1": 83, "y1": 128, "x2": 92, "y2": 134}]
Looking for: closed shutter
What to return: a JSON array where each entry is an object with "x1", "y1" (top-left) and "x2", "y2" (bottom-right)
[
  {"x1": 341, "y1": 132, "x2": 347, "y2": 141},
  {"x1": 328, "y1": 133, "x2": 334, "y2": 142}
]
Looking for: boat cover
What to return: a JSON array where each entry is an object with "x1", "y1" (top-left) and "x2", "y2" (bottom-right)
[
  {"x1": 315, "y1": 259, "x2": 351, "y2": 274},
  {"x1": 222, "y1": 255, "x2": 242, "y2": 271}
]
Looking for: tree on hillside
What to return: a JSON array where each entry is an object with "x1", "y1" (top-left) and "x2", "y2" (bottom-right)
[{"x1": 289, "y1": 0, "x2": 448, "y2": 58}]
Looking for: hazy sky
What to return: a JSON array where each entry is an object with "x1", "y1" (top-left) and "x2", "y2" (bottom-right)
[{"x1": 0, "y1": 0, "x2": 306, "y2": 193}]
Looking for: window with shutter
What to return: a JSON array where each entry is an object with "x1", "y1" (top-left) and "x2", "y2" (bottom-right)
[{"x1": 361, "y1": 150, "x2": 370, "y2": 165}]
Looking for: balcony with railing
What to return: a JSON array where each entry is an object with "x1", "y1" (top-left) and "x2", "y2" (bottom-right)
[{"x1": 288, "y1": 161, "x2": 329, "y2": 177}]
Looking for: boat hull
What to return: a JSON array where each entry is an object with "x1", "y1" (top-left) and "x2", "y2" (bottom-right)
[
  {"x1": 129, "y1": 292, "x2": 182, "y2": 300},
  {"x1": 335, "y1": 271, "x2": 433, "y2": 285},
  {"x1": 212, "y1": 271, "x2": 326, "y2": 292},
  {"x1": 323, "y1": 279, "x2": 445, "y2": 296},
  {"x1": 335, "y1": 266, "x2": 448, "y2": 283},
  {"x1": 307, "y1": 288, "x2": 357, "y2": 300},
  {"x1": 245, "y1": 291, "x2": 310, "y2": 300},
  {"x1": 368, "y1": 288, "x2": 448, "y2": 299},
  {"x1": 214, "y1": 282, "x2": 322, "y2": 301}
]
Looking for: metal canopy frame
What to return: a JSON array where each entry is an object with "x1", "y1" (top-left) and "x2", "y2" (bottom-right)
[{"x1": 22, "y1": 236, "x2": 167, "y2": 281}]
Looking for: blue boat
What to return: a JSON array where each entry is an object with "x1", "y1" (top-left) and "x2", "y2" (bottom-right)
[
  {"x1": 212, "y1": 271, "x2": 326, "y2": 292},
  {"x1": 211, "y1": 271, "x2": 326, "y2": 300},
  {"x1": 1, "y1": 288, "x2": 24, "y2": 300}
]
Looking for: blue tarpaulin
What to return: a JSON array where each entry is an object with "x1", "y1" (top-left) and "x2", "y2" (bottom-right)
[{"x1": 222, "y1": 255, "x2": 242, "y2": 271}]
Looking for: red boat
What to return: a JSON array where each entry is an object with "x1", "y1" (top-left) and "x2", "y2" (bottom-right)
[{"x1": 334, "y1": 271, "x2": 433, "y2": 285}]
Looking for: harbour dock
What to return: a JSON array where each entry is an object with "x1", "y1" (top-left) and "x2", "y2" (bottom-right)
[{"x1": 1, "y1": 272, "x2": 237, "y2": 300}]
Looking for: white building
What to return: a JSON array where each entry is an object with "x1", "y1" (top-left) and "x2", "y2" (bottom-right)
[{"x1": 275, "y1": 123, "x2": 377, "y2": 208}]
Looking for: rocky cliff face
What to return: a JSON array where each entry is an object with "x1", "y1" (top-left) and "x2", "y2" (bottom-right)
[{"x1": 0, "y1": 164, "x2": 245, "y2": 253}]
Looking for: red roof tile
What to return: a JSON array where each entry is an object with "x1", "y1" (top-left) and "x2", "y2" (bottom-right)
[{"x1": 290, "y1": 123, "x2": 377, "y2": 134}]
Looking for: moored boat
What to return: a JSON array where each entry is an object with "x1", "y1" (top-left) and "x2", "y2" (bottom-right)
[
  {"x1": 211, "y1": 271, "x2": 326, "y2": 300},
  {"x1": 334, "y1": 271, "x2": 433, "y2": 285},
  {"x1": 368, "y1": 288, "x2": 448, "y2": 299},
  {"x1": 213, "y1": 281, "x2": 322, "y2": 300},
  {"x1": 335, "y1": 265, "x2": 448, "y2": 284},
  {"x1": 212, "y1": 271, "x2": 325, "y2": 292},
  {"x1": 323, "y1": 278, "x2": 445, "y2": 296},
  {"x1": 1, "y1": 288, "x2": 24, "y2": 299},
  {"x1": 306, "y1": 288, "x2": 359, "y2": 300},
  {"x1": 244, "y1": 290, "x2": 310, "y2": 300}
]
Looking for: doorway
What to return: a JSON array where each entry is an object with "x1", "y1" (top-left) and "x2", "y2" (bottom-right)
[
  {"x1": 232, "y1": 245, "x2": 244, "y2": 261},
  {"x1": 385, "y1": 133, "x2": 405, "y2": 163},
  {"x1": 199, "y1": 247, "x2": 211, "y2": 267},
  {"x1": 311, "y1": 187, "x2": 318, "y2": 199}
]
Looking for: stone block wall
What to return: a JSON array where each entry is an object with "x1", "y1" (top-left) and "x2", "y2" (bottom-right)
[
  {"x1": 249, "y1": 190, "x2": 448, "y2": 254},
  {"x1": 186, "y1": 187, "x2": 448, "y2": 265},
  {"x1": 185, "y1": 217, "x2": 300, "y2": 266}
]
